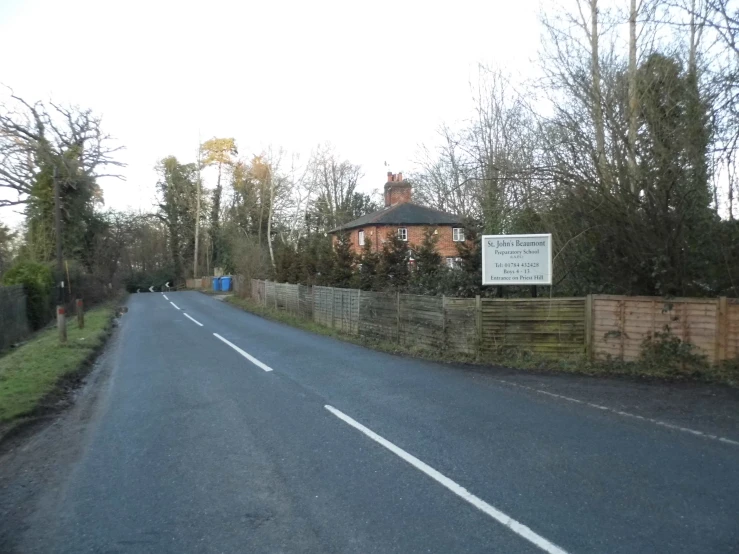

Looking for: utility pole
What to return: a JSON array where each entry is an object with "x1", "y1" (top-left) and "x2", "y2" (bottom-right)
[
  {"x1": 193, "y1": 135, "x2": 201, "y2": 279},
  {"x1": 53, "y1": 165, "x2": 67, "y2": 343}
]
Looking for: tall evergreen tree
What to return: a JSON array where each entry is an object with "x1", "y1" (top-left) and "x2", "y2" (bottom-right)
[
  {"x1": 358, "y1": 237, "x2": 380, "y2": 291},
  {"x1": 332, "y1": 231, "x2": 355, "y2": 287},
  {"x1": 379, "y1": 231, "x2": 410, "y2": 290}
]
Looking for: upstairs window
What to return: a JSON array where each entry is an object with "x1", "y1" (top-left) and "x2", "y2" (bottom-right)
[
  {"x1": 453, "y1": 228, "x2": 465, "y2": 242},
  {"x1": 358, "y1": 230, "x2": 365, "y2": 246},
  {"x1": 398, "y1": 228, "x2": 408, "y2": 241}
]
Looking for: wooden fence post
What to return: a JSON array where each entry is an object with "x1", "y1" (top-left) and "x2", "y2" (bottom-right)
[
  {"x1": 441, "y1": 295, "x2": 446, "y2": 352},
  {"x1": 76, "y1": 298, "x2": 84, "y2": 329},
  {"x1": 717, "y1": 296, "x2": 728, "y2": 363},
  {"x1": 475, "y1": 295, "x2": 482, "y2": 357},
  {"x1": 331, "y1": 287, "x2": 336, "y2": 329},
  {"x1": 619, "y1": 299, "x2": 626, "y2": 360},
  {"x1": 396, "y1": 291, "x2": 401, "y2": 344},
  {"x1": 355, "y1": 288, "x2": 361, "y2": 335},
  {"x1": 57, "y1": 305, "x2": 67, "y2": 344},
  {"x1": 584, "y1": 294, "x2": 593, "y2": 360}
]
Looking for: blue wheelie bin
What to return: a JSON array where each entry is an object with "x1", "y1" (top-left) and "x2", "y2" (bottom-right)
[
  {"x1": 212, "y1": 277, "x2": 221, "y2": 292},
  {"x1": 221, "y1": 276, "x2": 232, "y2": 291}
]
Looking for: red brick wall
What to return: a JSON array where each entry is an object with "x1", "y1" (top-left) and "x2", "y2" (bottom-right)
[
  {"x1": 335, "y1": 225, "x2": 466, "y2": 259},
  {"x1": 385, "y1": 186, "x2": 412, "y2": 206}
]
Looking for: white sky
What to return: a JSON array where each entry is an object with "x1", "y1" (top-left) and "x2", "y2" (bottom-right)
[{"x1": 0, "y1": 0, "x2": 543, "y2": 225}]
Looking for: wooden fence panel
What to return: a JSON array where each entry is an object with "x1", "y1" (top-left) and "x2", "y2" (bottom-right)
[
  {"x1": 592, "y1": 296, "x2": 720, "y2": 363},
  {"x1": 359, "y1": 291, "x2": 398, "y2": 342},
  {"x1": 283, "y1": 283, "x2": 300, "y2": 314},
  {"x1": 265, "y1": 281, "x2": 276, "y2": 308},
  {"x1": 312, "y1": 286, "x2": 333, "y2": 327},
  {"x1": 726, "y1": 299, "x2": 739, "y2": 360},
  {"x1": 298, "y1": 285, "x2": 313, "y2": 319},
  {"x1": 445, "y1": 298, "x2": 478, "y2": 355},
  {"x1": 481, "y1": 298, "x2": 586, "y2": 356},
  {"x1": 245, "y1": 281, "x2": 738, "y2": 364},
  {"x1": 0, "y1": 285, "x2": 29, "y2": 351},
  {"x1": 399, "y1": 294, "x2": 443, "y2": 350},
  {"x1": 332, "y1": 288, "x2": 359, "y2": 335}
]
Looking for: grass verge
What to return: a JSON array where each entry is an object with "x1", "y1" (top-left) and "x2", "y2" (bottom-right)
[
  {"x1": 224, "y1": 295, "x2": 738, "y2": 386},
  {"x1": 0, "y1": 303, "x2": 118, "y2": 425}
]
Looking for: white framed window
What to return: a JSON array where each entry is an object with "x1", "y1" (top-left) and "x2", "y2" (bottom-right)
[
  {"x1": 398, "y1": 228, "x2": 408, "y2": 241},
  {"x1": 358, "y1": 230, "x2": 365, "y2": 246},
  {"x1": 453, "y1": 228, "x2": 465, "y2": 242},
  {"x1": 446, "y1": 257, "x2": 462, "y2": 269}
]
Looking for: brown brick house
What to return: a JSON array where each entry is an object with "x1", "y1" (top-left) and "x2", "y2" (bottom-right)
[{"x1": 329, "y1": 172, "x2": 467, "y2": 267}]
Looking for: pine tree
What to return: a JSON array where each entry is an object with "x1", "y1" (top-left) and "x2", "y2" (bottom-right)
[
  {"x1": 410, "y1": 228, "x2": 443, "y2": 294},
  {"x1": 332, "y1": 231, "x2": 355, "y2": 287},
  {"x1": 314, "y1": 235, "x2": 335, "y2": 286},
  {"x1": 358, "y1": 237, "x2": 380, "y2": 291},
  {"x1": 379, "y1": 231, "x2": 410, "y2": 290}
]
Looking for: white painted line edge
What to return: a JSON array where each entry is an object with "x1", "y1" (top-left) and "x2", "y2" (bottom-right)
[
  {"x1": 169, "y1": 301, "x2": 180, "y2": 310},
  {"x1": 324, "y1": 405, "x2": 569, "y2": 554},
  {"x1": 183, "y1": 313, "x2": 203, "y2": 327},
  {"x1": 163, "y1": 294, "x2": 169, "y2": 300},
  {"x1": 496, "y1": 380, "x2": 739, "y2": 447},
  {"x1": 213, "y1": 333, "x2": 273, "y2": 372}
]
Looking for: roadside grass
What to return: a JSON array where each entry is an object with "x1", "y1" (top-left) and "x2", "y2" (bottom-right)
[
  {"x1": 0, "y1": 304, "x2": 117, "y2": 423},
  {"x1": 225, "y1": 295, "x2": 739, "y2": 386}
]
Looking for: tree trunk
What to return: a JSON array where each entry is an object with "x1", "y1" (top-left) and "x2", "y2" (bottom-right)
[
  {"x1": 590, "y1": 0, "x2": 607, "y2": 184},
  {"x1": 628, "y1": 0, "x2": 638, "y2": 193},
  {"x1": 267, "y1": 175, "x2": 276, "y2": 270},
  {"x1": 193, "y1": 142, "x2": 201, "y2": 278}
]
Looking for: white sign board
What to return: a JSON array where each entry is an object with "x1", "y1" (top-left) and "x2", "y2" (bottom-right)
[{"x1": 481, "y1": 234, "x2": 552, "y2": 286}]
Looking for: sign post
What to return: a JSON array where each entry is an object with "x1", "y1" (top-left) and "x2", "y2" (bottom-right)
[{"x1": 481, "y1": 234, "x2": 552, "y2": 286}]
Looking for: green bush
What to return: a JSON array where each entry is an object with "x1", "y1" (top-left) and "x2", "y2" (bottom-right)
[
  {"x1": 640, "y1": 329, "x2": 708, "y2": 375},
  {"x1": 2, "y1": 261, "x2": 54, "y2": 330}
]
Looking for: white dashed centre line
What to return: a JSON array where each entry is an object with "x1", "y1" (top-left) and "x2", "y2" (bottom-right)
[
  {"x1": 170, "y1": 302, "x2": 180, "y2": 310},
  {"x1": 163, "y1": 294, "x2": 169, "y2": 300},
  {"x1": 183, "y1": 313, "x2": 203, "y2": 327},
  {"x1": 213, "y1": 333, "x2": 274, "y2": 372},
  {"x1": 324, "y1": 405, "x2": 569, "y2": 554}
]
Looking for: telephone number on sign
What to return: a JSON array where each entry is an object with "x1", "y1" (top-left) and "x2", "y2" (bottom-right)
[{"x1": 502, "y1": 262, "x2": 540, "y2": 268}]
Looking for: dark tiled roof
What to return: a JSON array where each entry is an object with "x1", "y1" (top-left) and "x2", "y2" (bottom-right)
[{"x1": 329, "y1": 202, "x2": 464, "y2": 232}]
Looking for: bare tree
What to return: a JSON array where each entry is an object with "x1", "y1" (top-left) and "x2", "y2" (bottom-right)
[{"x1": 0, "y1": 90, "x2": 124, "y2": 208}]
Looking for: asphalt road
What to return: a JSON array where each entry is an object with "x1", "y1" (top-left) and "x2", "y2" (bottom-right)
[{"x1": 6, "y1": 291, "x2": 739, "y2": 553}]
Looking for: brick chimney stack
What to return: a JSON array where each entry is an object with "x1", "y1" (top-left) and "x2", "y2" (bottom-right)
[{"x1": 384, "y1": 172, "x2": 411, "y2": 207}]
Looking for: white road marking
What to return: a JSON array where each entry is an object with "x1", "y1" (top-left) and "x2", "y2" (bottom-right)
[
  {"x1": 213, "y1": 333, "x2": 274, "y2": 372},
  {"x1": 496, "y1": 380, "x2": 739, "y2": 447},
  {"x1": 183, "y1": 313, "x2": 203, "y2": 327},
  {"x1": 163, "y1": 294, "x2": 169, "y2": 300},
  {"x1": 170, "y1": 302, "x2": 180, "y2": 310},
  {"x1": 324, "y1": 405, "x2": 569, "y2": 554}
]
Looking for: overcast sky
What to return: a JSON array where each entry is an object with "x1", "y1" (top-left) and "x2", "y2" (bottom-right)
[{"x1": 0, "y1": 0, "x2": 543, "y2": 225}]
